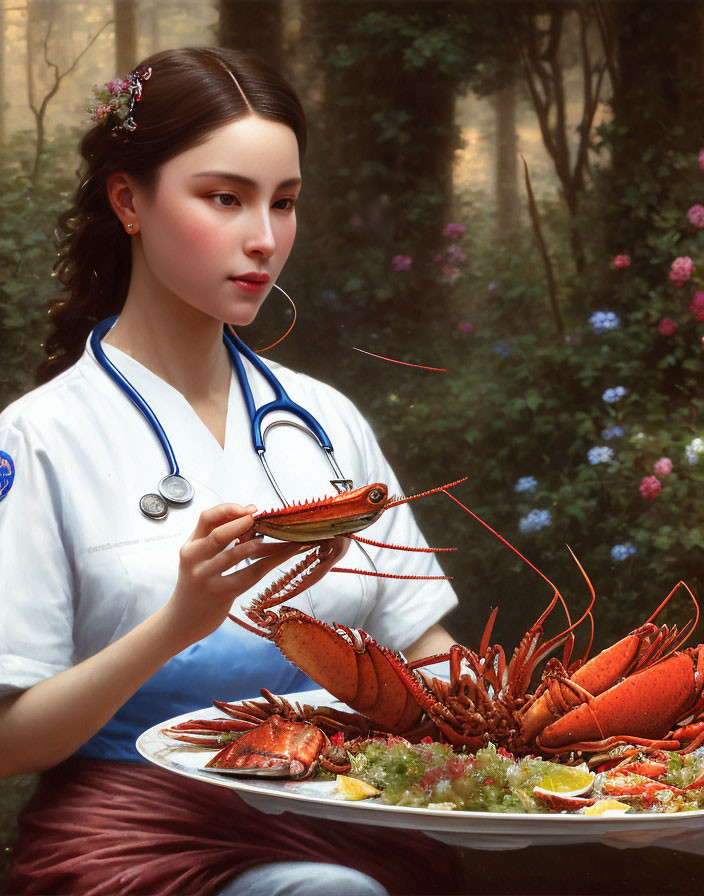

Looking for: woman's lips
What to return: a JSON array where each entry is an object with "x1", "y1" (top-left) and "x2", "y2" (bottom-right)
[{"x1": 229, "y1": 273, "x2": 270, "y2": 293}]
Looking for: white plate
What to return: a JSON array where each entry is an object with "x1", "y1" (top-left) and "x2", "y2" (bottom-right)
[{"x1": 137, "y1": 688, "x2": 704, "y2": 851}]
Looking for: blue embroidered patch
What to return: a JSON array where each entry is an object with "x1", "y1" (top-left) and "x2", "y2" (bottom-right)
[{"x1": 0, "y1": 450, "x2": 15, "y2": 501}]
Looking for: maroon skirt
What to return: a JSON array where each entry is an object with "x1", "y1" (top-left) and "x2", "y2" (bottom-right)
[{"x1": 5, "y1": 758, "x2": 463, "y2": 896}]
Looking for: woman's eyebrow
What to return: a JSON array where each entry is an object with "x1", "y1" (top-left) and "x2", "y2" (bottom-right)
[{"x1": 192, "y1": 171, "x2": 301, "y2": 189}]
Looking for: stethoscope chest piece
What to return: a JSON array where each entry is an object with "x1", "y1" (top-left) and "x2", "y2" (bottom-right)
[
  {"x1": 159, "y1": 473, "x2": 195, "y2": 504},
  {"x1": 139, "y1": 475, "x2": 194, "y2": 520},
  {"x1": 139, "y1": 493, "x2": 168, "y2": 520}
]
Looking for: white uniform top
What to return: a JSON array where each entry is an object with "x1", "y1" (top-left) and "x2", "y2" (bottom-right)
[{"x1": 0, "y1": 334, "x2": 457, "y2": 759}]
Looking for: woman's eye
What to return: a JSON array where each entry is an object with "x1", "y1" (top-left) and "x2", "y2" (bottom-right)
[
  {"x1": 212, "y1": 193, "x2": 238, "y2": 207},
  {"x1": 273, "y1": 197, "x2": 296, "y2": 211}
]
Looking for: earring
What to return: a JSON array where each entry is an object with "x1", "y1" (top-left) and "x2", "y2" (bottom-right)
[{"x1": 126, "y1": 223, "x2": 135, "y2": 233}]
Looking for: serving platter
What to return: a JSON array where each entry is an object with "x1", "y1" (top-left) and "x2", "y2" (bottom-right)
[{"x1": 137, "y1": 688, "x2": 704, "y2": 851}]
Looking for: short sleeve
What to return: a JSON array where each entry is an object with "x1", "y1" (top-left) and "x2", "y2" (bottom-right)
[
  {"x1": 335, "y1": 397, "x2": 458, "y2": 651},
  {"x1": 0, "y1": 416, "x2": 75, "y2": 695}
]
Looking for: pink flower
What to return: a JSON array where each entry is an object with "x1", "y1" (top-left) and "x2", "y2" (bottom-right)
[
  {"x1": 699, "y1": 148, "x2": 704, "y2": 171},
  {"x1": 653, "y1": 457, "x2": 673, "y2": 476},
  {"x1": 391, "y1": 254, "x2": 412, "y2": 272},
  {"x1": 441, "y1": 265, "x2": 460, "y2": 280},
  {"x1": 658, "y1": 317, "x2": 678, "y2": 335},
  {"x1": 613, "y1": 254, "x2": 631, "y2": 269},
  {"x1": 669, "y1": 256, "x2": 695, "y2": 286},
  {"x1": 447, "y1": 245, "x2": 467, "y2": 264},
  {"x1": 443, "y1": 222, "x2": 466, "y2": 239},
  {"x1": 690, "y1": 290, "x2": 704, "y2": 321},
  {"x1": 639, "y1": 475, "x2": 662, "y2": 500},
  {"x1": 687, "y1": 205, "x2": 704, "y2": 228},
  {"x1": 349, "y1": 215, "x2": 362, "y2": 228},
  {"x1": 457, "y1": 320, "x2": 473, "y2": 334}
]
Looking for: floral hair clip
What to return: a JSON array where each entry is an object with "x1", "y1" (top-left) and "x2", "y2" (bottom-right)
[{"x1": 86, "y1": 64, "x2": 152, "y2": 135}]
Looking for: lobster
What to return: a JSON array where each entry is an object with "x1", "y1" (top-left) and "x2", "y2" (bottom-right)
[
  {"x1": 202, "y1": 714, "x2": 350, "y2": 779},
  {"x1": 164, "y1": 484, "x2": 704, "y2": 769},
  {"x1": 237, "y1": 478, "x2": 464, "y2": 601}
]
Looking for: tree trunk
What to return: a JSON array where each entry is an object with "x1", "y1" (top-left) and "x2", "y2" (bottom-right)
[
  {"x1": 610, "y1": 0, "x2": 704, "y2": 166},
  {"x1": 605, "y1": 0, "x2": 704, "y2": 250},
  {"x1": 218, "y1": 0, "x2": 284, "y2": 70},
  {"x1": 495, "y1": 83, "x2": 520, "y2": 246},
  {"x1": 301, "y1": 1, "x2": 457, "y2": 308},
  {"x1": 0, "y1": 1, "x2": 6, "y2": 144},
  {"x1": 114, "y1": 0, "x2": 138, "y2": 75}
]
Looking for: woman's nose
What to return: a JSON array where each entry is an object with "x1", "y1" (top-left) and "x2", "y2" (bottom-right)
[{"x1": 243, "y1": 209, "x2": 276, "y2": 258}]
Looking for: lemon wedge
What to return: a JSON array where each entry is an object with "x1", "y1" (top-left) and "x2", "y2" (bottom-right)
[
  {"x1": 584, "y1": 799, "x2": 632, "y2": 816},
  {"x1": 334, "y1": 775, "x2": 381, "y2": 800},
  {"x1": 534, "y1": 763, "x2": 594, "y2": 797}
]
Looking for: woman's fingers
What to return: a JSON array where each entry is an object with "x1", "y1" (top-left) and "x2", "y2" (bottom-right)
[
  {"x1": 215, "y1": 542, "x2": 310, "y2": 591},
  {"x1": 182, "y1": 507, "x2": 259, "y2": 566},
  {"x1": 211, "y1": 536, "x2": 306, "y2": 576},
  {"x1": 190, "y1": 503, "x2": 257, "y2": 542},
  {"x1": 214, "y1": 536, "x2": 349, "y2": 599}
]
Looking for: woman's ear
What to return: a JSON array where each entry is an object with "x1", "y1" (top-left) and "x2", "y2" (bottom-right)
[{"x1": 106, "y1": 173, "x2": 139, "y2": 235}]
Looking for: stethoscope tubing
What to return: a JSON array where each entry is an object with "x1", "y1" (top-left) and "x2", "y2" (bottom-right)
[
  {"x1": 90, "y1": 315, "x2": 351, "y2": 516},
  {"x1": 223, "y1": 328, "x2": 333, "y2": 454},
  {"x1": 91, "y1": 316, "x2": 181, "y2": 476}
]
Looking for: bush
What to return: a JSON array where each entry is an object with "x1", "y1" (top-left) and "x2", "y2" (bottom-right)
[{"x1": 0, "y1": 128, "x2": 80, "y2": 410}]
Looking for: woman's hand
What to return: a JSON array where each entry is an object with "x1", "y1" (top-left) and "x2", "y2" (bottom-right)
[
  {"x1": 0, "y1": 502, "x2": 315, "y2": 776},
  {"x1": 164, "y1": 503, "x2": 307, "y2": 649}
]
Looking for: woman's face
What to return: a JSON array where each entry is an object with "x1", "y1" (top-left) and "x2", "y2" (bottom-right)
[{"x1": 130, "y1": 115, "x2": 301, "y2": 326}]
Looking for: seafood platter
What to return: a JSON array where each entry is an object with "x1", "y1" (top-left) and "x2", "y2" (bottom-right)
[{"x1": 139, "y1": 480, "x2": 704, "y2": 848}]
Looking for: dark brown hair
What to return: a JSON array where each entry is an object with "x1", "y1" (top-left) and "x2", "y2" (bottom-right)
[{"x1": 38, "y1": 46, "x2": 306, "y2": 383}]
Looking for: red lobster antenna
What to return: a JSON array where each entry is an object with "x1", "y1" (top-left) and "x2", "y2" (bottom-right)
[
  {"x1": 441, "y1": 489, "x2": 596, "y2": 671},
  {"x1": 352, "y1": 347, "x2": 446, "y2": 372},
  {"x1": 331, "y1": 477, "x2": 468, "y2": 579}
]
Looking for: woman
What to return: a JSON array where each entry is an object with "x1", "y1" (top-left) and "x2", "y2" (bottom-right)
[{"x1": 0, "y1": 47, "x2": 462, "y2": 895}]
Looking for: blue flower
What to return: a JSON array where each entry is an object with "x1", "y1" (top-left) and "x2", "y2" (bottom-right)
[
  {"x1": 519, "y1": 509, "x2": 552, "y2": 533},
  {"x1": 602, "y1": 426, "x2": 624, "y2": 440},
  {"x1": 493, "y1": 341, "x2": 510, "y2": 358},
  {"x1": 515, "y1": 476, "x2": 538, "y2": 493},
  {"x1": 685, "y1": 438, "x2": 704, "y2": 465},
  {"x1": 589, "y1": 311, "x2": 620, "y2": 333},
  {"x1": 611, "y1": 543, "x2": 636, "y2": 562},
  {"x1": 588, "y1": 446, "x2": 614, "y2": 465},
  {"x1": 319, "y1": 288, "x2": 339, "y2": 303},
  {"x1": 602, "y1": 386, "x2": 627, "y2": 403}
]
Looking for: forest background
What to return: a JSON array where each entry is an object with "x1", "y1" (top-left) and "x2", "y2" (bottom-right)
[
  {"x1": 2, "y1": 1, "x2": 704, "y2": 892},
  {"x1": 2, "y1": 0, "x2": 703, "y2": 652}
]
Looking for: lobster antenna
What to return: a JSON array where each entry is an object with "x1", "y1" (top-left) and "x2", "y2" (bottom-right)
[
  {"x1": 384, "y1": 477, "x2": 468, "y2": 510},
  {"x1": 352, "y1": 347, "x2": 446, "y2": 372},
  {"x1": 349, "y1": 533, "x2": 457, "y2": 553},
  {"x1": 227, "y1": 284, "x2": 298, "y2": 354},
  {"x1": 331, "y1": 568, "x2": 452, "y2": 581},
  {"x1": 645, "y1": 581, "x2": 700, "y2": 665},
  {"x1": 645, "y1": 579, "x2": 699, "y2": 630},
  {"x1": 442, "y1": 489, "x2": 571, "y2": 623},
  {"x1": 330, "y1": 536, "x2": 451, "y2": 582},
  {"x1": 504, "y1": 552, "x2": 597, "y2": 676},
  {"x1": 479, "y1": 606, "x2": 500, "y2": 657},
  {"x1": 442, "y1": 491, "x2": 596, "y2": 659}
]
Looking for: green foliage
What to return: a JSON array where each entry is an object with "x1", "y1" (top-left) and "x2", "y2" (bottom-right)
[
  {"x1": 2, "y1": 6, "x2": 703, "y2": 659},
  {"x1": 0, "y1": 128, "x2": 80, "y2": 410},
  {"x1": 277, "y1": 131, "x2": 704, "y2": 655},
  {"x1": 327, "y1": 5, "x2": 527, "y2": 91}
]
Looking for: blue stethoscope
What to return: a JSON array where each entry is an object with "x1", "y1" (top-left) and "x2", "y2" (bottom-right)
[{"x1": 91, "y1": 316, "x2": 352, "y2": 520}]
